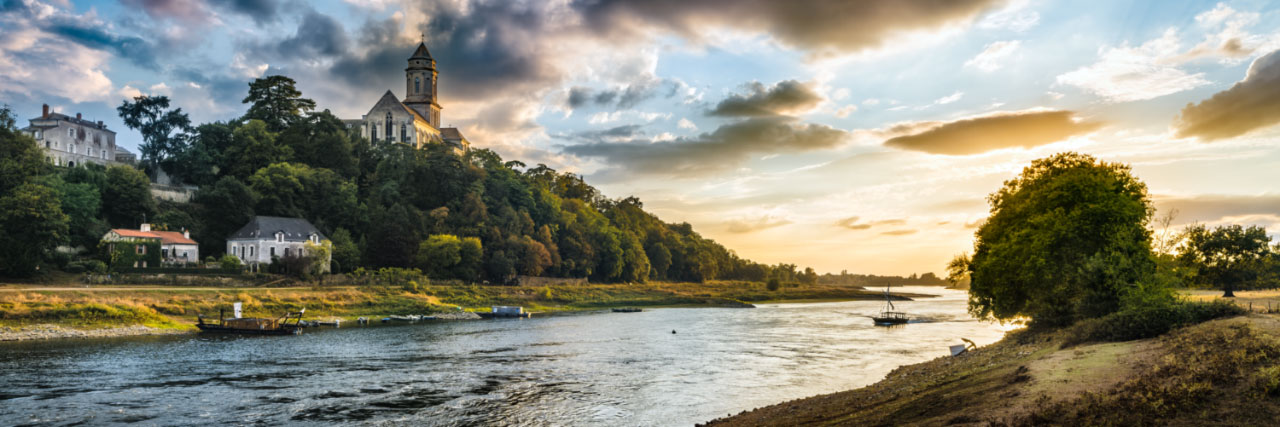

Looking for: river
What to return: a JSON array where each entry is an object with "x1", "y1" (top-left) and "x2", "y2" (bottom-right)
[{"x1": 0, "y1": 287, "x2": 1012, "y2": 426}]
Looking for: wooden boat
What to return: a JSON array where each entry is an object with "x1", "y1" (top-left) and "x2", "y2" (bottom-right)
[
  {"x1": 872, "y1": 284, "x2": 909, "y2": 326},
  {"x1": 612, "y1": 307, "x2": 643, "y2": 313},
  {"x1": 197, "y1": 306, "x2": 305, "y2": 335}
]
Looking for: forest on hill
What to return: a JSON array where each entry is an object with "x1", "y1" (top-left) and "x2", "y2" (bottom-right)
[{"x1": 0, "y1": 76, "x2": 824, "y2": 285}]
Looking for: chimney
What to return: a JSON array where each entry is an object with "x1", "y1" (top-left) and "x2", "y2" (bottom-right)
[
  {"x1": 183, "y1": 229, "x2": 190, "y2": 239},
  {"x1": 140, "y1": 223, "x2": 151, "y2": 232},
  {"x1": 97, "y1": 121, "x2": 103, "y2": 128},
  {"x1": 76, "y1": 113, "x2": 82, "y2": 120},
  {"x1": 42, "y1": 104, "x2": 49, "y2": 118}
]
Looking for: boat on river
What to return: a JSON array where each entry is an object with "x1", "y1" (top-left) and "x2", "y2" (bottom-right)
[
  {"x1": 872, "y1": 284, "x2": 909, "y2": 326},
  {"x1": 197, "y1": 303, "x2": 305, "y2": 335}
]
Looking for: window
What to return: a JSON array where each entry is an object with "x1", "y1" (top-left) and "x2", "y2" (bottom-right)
[
  {"x1": 276, "y1": 232, "x2": 283, "y2": 243},
  {"x1": 35, "y1": 130, "x2": 41, "y2": 139},
  {"x1": 401, "y1": 123, "x2": 407, "y2": 141},
  {"x1": 370, "y1": 124, "x2": 377, "y2": 140},
  {"x1": 45, "y1": 141, "x2": 50, "y2": 148},
  {"x1": 415, "y1": 77, "x2": 420, "y2": 93},
  {"x1": 136, "y1": 245, "x2": 146, "y2": 255},
  {"x1": 270, "y1": 247, "x2": 275, "y2": 257},
  {"x1": 162, "y1": 248, "x2": 169, "y2": 258},
  {"x1": 285, "y1": 248, "x2": 292, "y2": 257},
  {"x1": 385, "y1": 112, "x2": 393, "y2": 141},
  {"x1": 249, "y1": 246, "x2": 255, "y2": 257},
  {"x1": 229, "y1": 245, "x2": 235, "y2": 254},
  {"x1": 68, "y1": 128, "x2": 73, "y2": 137}
]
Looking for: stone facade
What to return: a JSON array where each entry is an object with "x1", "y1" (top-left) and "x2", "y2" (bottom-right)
[
  {"x1": 226, "y1": 216, "x2": 330, "y2": 271},
  {"x1": 21, "y1": 105, "x2": 119, "y2": 167},
  {"x1": 345, "y1": 42, "x2": 470, "y2": 154}
]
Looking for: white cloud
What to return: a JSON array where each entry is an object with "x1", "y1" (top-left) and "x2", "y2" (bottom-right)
[
  {"x1": 934, "y1": 91, "x2": 964, "y2": 105},
  {"x1": 677, "y1": 117, "x2": 698, "y2": 130},
  {"x1": 1046, "y1": 91, "x2": 1064, "y2": 100},
  {"x1": 832, "y1": 87, "x2": 850, "y2": 101},
  {"x1": 835, "y1": 105, "x2": 857, "y2": 118},
  {"x1": 862, "y1": 98, "x2": 881, "y2": 106},
  {"x1": 0, "y1": 27, "x2": 114, "y2": 104},
  {"x1": 964, "y1": 40, "x2": 1020, "y2": 72},
  {"x1": 230, "y1": 53, "x2": 268, "y2": 79},
  {"x1": 1056, "y1": 29, "x2": 1211, "y2": 102},
  {"x1": 118, "y1": 85, "x2": 143, "y2": 99}
]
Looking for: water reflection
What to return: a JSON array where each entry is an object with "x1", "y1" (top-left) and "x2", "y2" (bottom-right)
[{"x1": 0, "y1": 287, "x2": 1008, "y2": 425}]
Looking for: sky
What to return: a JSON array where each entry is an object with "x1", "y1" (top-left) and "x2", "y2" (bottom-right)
[{"x1": 2, "y1": 0, "x2": 1279, "y2": 276}]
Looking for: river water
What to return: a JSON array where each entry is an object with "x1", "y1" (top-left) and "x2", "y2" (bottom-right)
[{"x1": 0, "y1": 287, "x2": 1011, "y2": 426}]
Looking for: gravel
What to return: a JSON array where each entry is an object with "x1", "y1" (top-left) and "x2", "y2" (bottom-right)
[{"x1": 0, "y1": 324, "x2": 191, "y2": 341}]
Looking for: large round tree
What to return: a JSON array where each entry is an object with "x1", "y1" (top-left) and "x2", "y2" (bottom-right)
[{"x1": 968, "y1": 152, "x2": 1156, "y2": 326}]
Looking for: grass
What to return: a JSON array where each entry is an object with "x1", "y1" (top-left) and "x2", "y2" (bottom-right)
[{"x1": 0, "y1": 280, "x2": 898, "y2": 330}]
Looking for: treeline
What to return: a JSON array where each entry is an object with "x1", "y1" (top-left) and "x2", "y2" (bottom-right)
[
  {"x1": 817, "y1": 271, "x2": 947, "y2": 287},
  {"x1": 0, "y1": 76, "x2": 816, "y2": 284}
]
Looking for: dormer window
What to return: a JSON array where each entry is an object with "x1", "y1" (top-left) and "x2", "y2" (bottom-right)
[{"x1": 276, "y1": 232, "x2": 284, "y2": 243}]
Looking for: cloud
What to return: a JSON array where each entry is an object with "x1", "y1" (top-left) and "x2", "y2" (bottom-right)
[
  {"x1": 1173, "y1": 49, "x2": 1280, "y2": 141},
  {"x1": 881, "y1": 229, "x2": 918, "y2": 236},
  {"x1": 1154, "y1": 194, "x2": 1280, "y2": 225},
  {"x1": 933, "y1": 91, "x2": 964, "y2": 105},
  {"x1": 977, "y1": 0, "x2": 1039, "y2": 32},
  {"x1": 0, "y1": 7, "x2": 116, "y2": 103},
  {"x1": 834, "y1": 105, "x2": 857, "y2": 118},
  {"x1": 726, "y1": 216, "x2": 792, "y2": 233},
  {"x1": 575, "y1": 0, "x2": 1002, "y2": 54},
  {"x1": 836, "y1": 217, "x2": 906, "y2": 231},
  {"x1": 564, "y1": 116, "x2": 847, "y2": 177},
  {"x1": 120, "y1": 0, "x2": 217, "y2": 26},
  {"x1": 1056, "y1": 29, "x2": 1210, "y2": 102},
  {"x1": 964, "y1": 40, "x2": 1019, "y2": 72},
  {"x1": 209, "y1": 0, "x2": 282, "y2": 25},
  {"x1": 268, "y1": 10, "x2": 349, "y2": 60},
  {"x1": 708, "y1": 80, "x2": 824, "y2": 117},
  {"x1": 883, "y1": 109, "x2": 1103, "y2": 155},
  {"x1": 677, "y1": 118, "x2": 697, "y2": 130},
  {"x1": 562, "y1": 79, "x2": 670, "y2": 111}
]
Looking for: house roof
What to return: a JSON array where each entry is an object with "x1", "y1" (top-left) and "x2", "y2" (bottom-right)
[
  {"x1": 26, "y1": 112, "x2": 115, "y2": 134},
  {"x1": 109, "y1": 229, "x2": 161, "y2": 240},
  {"x1": 151, "y1": 231, "x2": 197, "y2": 245},
  {"x1": 229, "y1": 216, "x2": 326, "y2": 242},
  {"x1": 106, "y1": 229, "x2": 197, "y2": 245}
]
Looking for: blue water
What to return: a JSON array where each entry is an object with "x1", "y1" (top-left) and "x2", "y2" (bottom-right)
[{"x1": 0, "y1": 287, "x2": 1010, "y2": 426}]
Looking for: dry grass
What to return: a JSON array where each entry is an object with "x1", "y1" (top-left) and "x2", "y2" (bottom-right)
[{"x1": 1183, "y1": 289, "x2": 1280, "y2": 314}]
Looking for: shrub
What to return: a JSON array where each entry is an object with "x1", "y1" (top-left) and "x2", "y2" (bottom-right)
[
  {"x1": 1064, "y1": 300, "x2": 1246, "y2": 346},
  {"x1": 218, "y1": 254, "x2": 242, "y2": 270},
  {"x1": 766, "y1": 278, "x2": 781, "y2": 291}
]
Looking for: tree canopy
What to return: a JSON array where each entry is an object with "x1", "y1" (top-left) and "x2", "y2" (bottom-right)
[
  {"x1": 967, "y1": 152, "x2": 1157, "y2": 326},
  {"x1": 1178, "y1": 224, "x2": 1273, "y2": 297},
  {"x1": 242, "y1": 75, "x2": 316, "y2": 132},
  {"x1": 116, "y1": 95, "x2": 191, "y2": 173}
]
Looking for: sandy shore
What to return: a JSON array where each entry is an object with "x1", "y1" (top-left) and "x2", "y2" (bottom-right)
[{"x1": 0, "y1": 324, "x2": 193, "y2": 342}]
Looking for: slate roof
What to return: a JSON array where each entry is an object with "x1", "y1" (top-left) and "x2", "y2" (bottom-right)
[
  {"x1": 410, "y1": 42, "x2": 433, "y2": 59},
  {"x1": 229, "y1": 216, "x2": 326, "y2": 242},
  {"x1": 26, "y1": 112, "x2": 115, "y2": 133}
]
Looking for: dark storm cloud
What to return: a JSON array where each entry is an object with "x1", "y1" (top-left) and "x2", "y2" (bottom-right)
[
  {"x1": 172, "y1": 66, "x2": 248, "y2": 107},
  {"x1": 210, "y1": 0, "x2": 282, "y2": 25},
  {"x1": 564, "y1": 116, "x2": 847, "y2": 177},
  {"x1": 708, "y1": 80, "x2": 823, "y2": 117},
  {"x1": 565, "y1": 124, "x2": 646, "y2": 141},
  {"x1": 564, "y1": 80, "x2": 673, "y2": 111},
  {"x1": 1174, "y1": 49, "x2": 1280, "y2": 141},
  {"x1": 572, "y1": 0, "x2": 1001, "y2": 53},
  {"x1": 272, "y1": 11, "x2": 349, "y2": 59},
  {"x1": 884, "y1": 110, "x2": 1103, "y2": 155},
  {"x1": 35, "y1": 13, "x2": 159, "y2": 70}
]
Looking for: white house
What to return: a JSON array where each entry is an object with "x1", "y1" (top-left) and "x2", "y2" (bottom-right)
[
  {"x1": 226, "y1": 216, "x2": 329, "y2": 270},
  {"x1": 101, "y1": 223, "x2": 199, "y2": 266},
  {"x1": 21, "y1": 104, "x2": 120, "y2": 168}
]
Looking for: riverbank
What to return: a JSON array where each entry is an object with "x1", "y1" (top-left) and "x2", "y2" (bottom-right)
[
  {"x1": 704, "y1": 310, "x2": 1280, "y2": 426},
  {"x1": 0, "y1": 281, "x2": 918, "y2": 341}
]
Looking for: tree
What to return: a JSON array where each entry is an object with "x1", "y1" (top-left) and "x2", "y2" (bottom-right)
[
  {"x1": 46, "y1": 174, "x2": 107, "y2": 250},
  {"x1": 224, "y1": 120, "x2": 291, "y2": 180},
  {"x1": 116, "y1": 96, "x2": 191, "y2": 174},
  {"x1": 101, "y1": 165, "x2": 156, "y2": 228},
  {"x1": 328, "y1": 228, "x2": 360, "y2": 273},
  {"x1": 242, "y1": 75, "x2": 316, "y2": 132},
  {"x1": 968, "y1": 152, "x2": 1156, "y2": 326},
  {"x1": 945, "y1": 253, "x2": 971, "y2": 289},
  {"x1": 0, "y1": 183, "x2": 69, "y2": 276},
  {"x1": 193, "y1": 176, "x2": 258, "y2": 257},
  {"x1": 1177, "y1": 224, "x2": 1272, "y2": 297}
]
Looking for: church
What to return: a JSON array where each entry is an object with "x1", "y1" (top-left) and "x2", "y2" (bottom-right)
[{"x1": 344, "y1": 42, "x2": 469, "y2": 153}]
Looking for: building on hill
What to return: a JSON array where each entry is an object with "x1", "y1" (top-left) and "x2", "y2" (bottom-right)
[
  {"x1": 20, "y1": 104, "x2": 120, "y2": 167},
  {"x1": 101, "y1": 223, "x2": 199, "y2": 267},
  {"x1": 226, "y1": 216, "x2": 330, "y2": 271},
  {"x1": 344, "y1": 41, "x2": 470, "y2": 154}
]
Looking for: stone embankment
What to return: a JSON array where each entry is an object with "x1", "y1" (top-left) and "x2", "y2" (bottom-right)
[
  {"x1": 0, "y1": 324, "x2": 191, "y2": 341},
  {"x1": 433, "y1": 311, "x2": 482, "y2": 320}
]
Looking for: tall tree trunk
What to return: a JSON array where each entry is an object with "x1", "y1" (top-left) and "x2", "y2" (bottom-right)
[{"x1": 1223, "y1": 285, "x2": 1235, "y2": 298}]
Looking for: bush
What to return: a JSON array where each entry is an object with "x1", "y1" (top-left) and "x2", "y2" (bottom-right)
[
  {"x1": 1064, "y1": 300, "x2": 1246, "y2": 346},
  {"x1": 766, "y1": 278, "x2": 781, "y2": 291},
  {"x1": 218, "y1": 254, "x2": 242, "y2": 270}
]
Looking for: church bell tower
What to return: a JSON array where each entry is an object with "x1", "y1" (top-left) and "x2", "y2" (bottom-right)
[{"x1": 404, "y1": 39, "x2": 441, "y2": 128}]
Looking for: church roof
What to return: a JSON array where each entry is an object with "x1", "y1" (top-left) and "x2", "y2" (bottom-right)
[
  {"x1": 367, "y1": 90, "x2": 434, "y2": 126},
  {"x1": 410, "y1": 42, "x2": 433, "y2": 59}
]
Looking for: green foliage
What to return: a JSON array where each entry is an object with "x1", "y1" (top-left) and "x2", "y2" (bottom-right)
[
  {"x1": 0, "y1": 183, "x2": 70, "y2": 276},
  {"x1": 242, "y1": 75, "x2": 316, "y2": 132},
  {"x1": 968, "y1": 152, "x2": 1156, "y2": 326},
  {"x1": 103, "y1": 240, "x2": 162, "y2": 271},
  {"x1": 101, "y1": 165, "x2": 156, "y2": 228},
  {"x1": 1063, "y1": 300, "x2": 1245, "y2": 346},
  {"x1": 1178, "y1": 224, "x2": 1273, "y2": 297},
  {"x1": 329, "y1": 228, "x2": 360, "y2": 273},
  {"x1": 225, "y1": 119, "x2": 292, "y2": 180},
  {"x1": 116, "y1": 95, "x2": 191, "y2": 173},
  {"x1": 415, "y1": 234, "x2": 483, "y2": 281},
  {"x1": 766, "y1": 278, "x2": 781, "y2": 291},
  {"x1": 218, "y1": 254, "x2": 242, "y2": 270},
  {"x1": 45, "y1": 173, "x2": 108, "y2": 249}
]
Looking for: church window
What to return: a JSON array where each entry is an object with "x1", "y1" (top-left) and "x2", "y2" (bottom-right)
[
  {"x1": 401, "y1": 123, "x2": 407, "y2": 141},
  {"x1": 385, "y1": 112, "x2": 393, "y2": 141},
  {"x1": 371, "y1": 124, "x2": 377, "y2": 140},
  {"x1": 415, "y1": 77, "x2": 420, "y2": 93}
]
